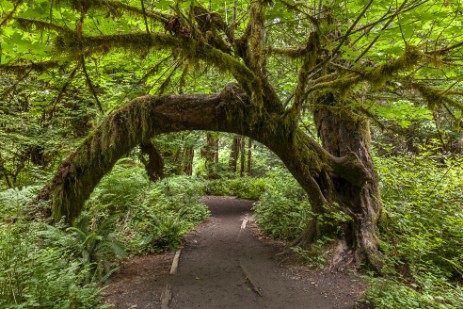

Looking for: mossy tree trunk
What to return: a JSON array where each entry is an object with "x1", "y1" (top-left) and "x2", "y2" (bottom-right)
[
  {"x1": 139, "y1": 141, "x2": 164, "y2": 181},
  {"x1": 312, "y1": 92, "x2": 382, "y2": 270},
  {"x1": 36, "y1": 84, "x2": 382, "y2": 271}
]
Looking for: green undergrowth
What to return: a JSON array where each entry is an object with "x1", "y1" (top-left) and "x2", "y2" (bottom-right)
[
  {"x1": 205, "y1": 176, "x2": 269, "y2": 199},
  {"x1": 363, "y1": 152, "x2": 463, "y2": 308},
  {"x1": 0, "y1": 187, "x2": 108, "y2": 308},
  {"x1": 205, "y1": 173, "x2": 313, "y2": 241},
  {"x1": 223, "y1": 155, "x2": 463, "y2": 308},
  {"x1": 0, "y1": 160, "x2": 209, "y2": 308},
  {"x1": 205, "y1": 173, "x2": 313, "y2": 240},
  {"x1": 83, "y1": 160, "x2": 210, "y2": 255},
  {"x1": 252, "y1": 173, "x2": 311, "y2": 240}
]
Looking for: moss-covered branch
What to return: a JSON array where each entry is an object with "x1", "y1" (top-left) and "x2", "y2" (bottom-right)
[
  {"x1": 55, "y1": 32, "x2": 256, "y2": 95},
  {"x1": 14, "y1": 17, "x2": 73, "y2": 34},
  {"x1": 65, "y1": 0, "x2": 170, "y2": 23},
  {"x1": 0, "y1": 61, "x2": 61, "y2": 74},
  {"x1": 306, "y1": 45, "x2": 422, "y2": 95},
  {"x1": 291, "y1": 32, "x2": 320, "y2": 116},
  {"x1": 265, "y1": 46, "x2": 308, "y2": 58},
  {"x1": 247, "y1": 0, "x2": 267, "y2": 107},
  {"x1": 367, "y1": 45, "x2": 421, "y2": 89},
  {"x1": 413, "y1": 82, "x2": 463, "y2": 111},
  {"x1": 94, "y1": 0, "x2": 170, "y2": 23}
]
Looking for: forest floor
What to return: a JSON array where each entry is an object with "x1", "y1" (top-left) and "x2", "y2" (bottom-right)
[{"x1": 103, "y1": 197, "x2": 367, "y2": 309}]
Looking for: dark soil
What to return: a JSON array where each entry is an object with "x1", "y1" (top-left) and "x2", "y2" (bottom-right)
[{"x1": 104, "y1": 197, "x2": 367, "y2": 308}]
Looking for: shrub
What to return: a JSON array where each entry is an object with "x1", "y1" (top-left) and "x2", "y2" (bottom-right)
[
  {"x1": 363, "y1": 153, "x2": 463, "y2": 308},
  {"x1": 0, "y1": 221, "x2": 105, "y2": 308},
  {"x1": 205, "y1": 177, "x2": 268, "y2": 199},
  {"x1": 253, "y1": 174, "x2": 310, "y2": 240}
]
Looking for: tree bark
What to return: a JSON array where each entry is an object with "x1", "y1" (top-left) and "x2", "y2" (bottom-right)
[
  {"x1": 140, "y1": 141, "x2": 164, "y2": 181},
  {"x1": 229, "y1": 135, "x2": 240, "y2": 173},
  {"x1": 239, "y1": 136, "x2": 245, "y2": 177},
  {"x1": 312, "y1": 91, "x2": 383, "y2": 270},
  {"x1": 35, "y1": 84, "x2": 382, "y2": 271},
  {"x1": 204, "y1": 133, "x2": 219, "y2": 178},
  {"x1": 247, "y1": 138, "x2": 252, "y2": 176},
  {"x1": 181, "y1": 147, "x2": 194, "y2": 176}
]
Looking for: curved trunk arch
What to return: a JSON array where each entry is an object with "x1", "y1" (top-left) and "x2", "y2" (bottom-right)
[{"x1": 35, "y1": 84, "x2": 382, "y2": 270}]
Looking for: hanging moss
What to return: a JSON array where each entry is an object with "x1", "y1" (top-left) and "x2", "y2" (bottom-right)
[
  {"x1": 307, "y1": 75, "x2": 362, "y2": 96},
  {"x1": 15, "y1": 17, "x2": 73, "y2": 34},
  {"x1": 307, "y1": 45, "x2": 422, "y2": 96},
  {"x1": 414, "y1": 83, "x2": 463, "y2": 111},
  {"x1": 88, "y1": 0, "x2": 171, "y2": 23},
  {"x1": 54, "y1": 31, "x2": 256, "y2": 95},
  {"x1": 266, "y1": 46, "x2": 308, "y2": 58},
  {"x1": 367, "y1": 45, "x2": 421, "y2": 90},
  {"x1": 43, "y1": 94, "x2": 161, "y2": 222},
  {"x1": 247, "y1": 0, "x2": 267, "y2": 108},
  {"x1": 0, "y1": 61, "x2": 60, "y2": 75},
  {"x1": 292, "y1": 32, "x2": 320, "y2": 115}
]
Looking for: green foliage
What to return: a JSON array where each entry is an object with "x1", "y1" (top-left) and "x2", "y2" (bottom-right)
[
  {"x1": 371, "y1": 100, "x2": 433, "y2": 129},
  {"x1": 0, "y1": 185, "x2": 40, "y2": 220},
  {"x1": 290, "y1": 243, "x2": 329, "y2": 269},
  {"x1": 253, "y1": 173, "x2": 310, "y2": 240},
  {"x1": 67, "y1": 214, "x2": 125, "y2": 281},
  {"x1": 205, "y1": 177, "x2": 268, "y2": 200},
  {"x1": 85, "y1": 158, "x2": 151, "y2": 215},
  {"x1": 365, "y1": 277, "x2": 463, "y2": 309},
  {"x1": 121, "y1": 176, "x2": 209, "y2": 254},
  {"x1": 363, "y1": 152, "x2": 463, "y2": 308},
  {"x1": 85, "y1": 160, "x2": 209, "y2": 254},
  {"x1": 0, "y1": 159, "x2": 210, "y2": 308},
  {"x1": 0, "y1": 222, "x2": 104, "y2": 309}
]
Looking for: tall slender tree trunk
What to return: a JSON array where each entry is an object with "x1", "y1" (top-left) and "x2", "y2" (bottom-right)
[
  {"x1": 247, "y1": 138, "x2": 252, "y2": 176},
  {"x1": 239, "y1": 136, "x2": 245, "y2": 177},
  {"x1": 229, "y1": 135, "x2": 240, "y2": 173},
  {"x1": 181, "y1": 147, "x2": 194, "y2": 176},
  {"x1": 205, "y1": 133, "x2": 219, "y2": 178}
]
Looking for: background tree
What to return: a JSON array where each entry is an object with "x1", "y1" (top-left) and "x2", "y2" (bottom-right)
[{"x1": 2, "y1": 0, "x2": 463, "y2": 271}]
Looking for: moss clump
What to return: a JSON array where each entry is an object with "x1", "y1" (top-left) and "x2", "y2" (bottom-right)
[
  {"x1": 367, "y1": 45, "x2": 421, "y2": 89},
  {"x1": 15, "y1": 17, "x2": 72, "y2": 34},
  {"x1": 292, "y1": 32, "x2": 320, "y2": 116},
  {"x1": 307, "y1": 45, "x2": 422, "y2": 95},
  {"x1": 414, "y1": 83, "x2": 463, "y2": 111}
]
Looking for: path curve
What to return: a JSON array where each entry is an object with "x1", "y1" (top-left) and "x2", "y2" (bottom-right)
[{"x1": 104, "y1": 197, "x2": 365, "y2": 308}]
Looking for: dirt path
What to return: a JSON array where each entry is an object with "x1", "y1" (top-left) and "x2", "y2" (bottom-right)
[{"x1": 104, "y1": 197, "x2": 366, "y2": 308}]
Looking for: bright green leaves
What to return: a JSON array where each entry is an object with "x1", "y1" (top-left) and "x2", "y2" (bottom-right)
[
  {"x1": 1, "y1": 29, "x2": 54, "y2": 62},
  {"x1": 371, "y1": 100, "x2": 433, "y2": 128}
]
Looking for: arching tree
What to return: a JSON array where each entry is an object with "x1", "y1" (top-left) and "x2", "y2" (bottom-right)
[{"x1": 2, "y1": 0, "x2": 463, "y2": 271}]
